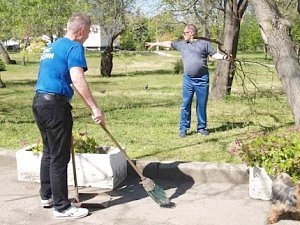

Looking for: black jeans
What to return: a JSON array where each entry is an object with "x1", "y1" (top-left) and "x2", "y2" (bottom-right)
[{"x1": 32, "y1": 93, "x2": 73, "y2": 211}]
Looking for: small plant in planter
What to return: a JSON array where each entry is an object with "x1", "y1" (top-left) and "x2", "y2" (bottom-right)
[
  {"x1": 230, "y1": 126, "x2": 300, "y2": 182},
  {"x1": 72, "y1": 132, "x2": 99, "y2": 154},
  {"x1": 18, "y1": 132, "x2": 127, "y2": 189},
  {"x1": 32, "y1": 132, "x2": 101, "y2": 154}
]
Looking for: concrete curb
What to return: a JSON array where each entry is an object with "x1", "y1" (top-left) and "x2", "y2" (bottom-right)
[
  {"x1": 0, "y1": 150, "x2": 249, "y2": 185},
  {"x1": 130, "y1": 160, "x2": 249, "y2": 184},
  {"x1": 0, "y1": 149, "x2": 16, "y2": 158}
]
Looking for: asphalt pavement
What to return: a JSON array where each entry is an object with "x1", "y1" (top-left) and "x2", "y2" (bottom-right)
[{"x1": 0, "y1": 150, "x2": 298, "y2": 225}]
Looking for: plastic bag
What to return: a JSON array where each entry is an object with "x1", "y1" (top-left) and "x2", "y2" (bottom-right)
[{"x1": 249, "y1": 167, "x2": 272, "y2": 200}]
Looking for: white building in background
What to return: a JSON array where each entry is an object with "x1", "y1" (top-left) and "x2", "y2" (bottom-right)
[
  {"x1": 2, "y1": 25, "x2": 119, "y2": 52},
  {"x1": 3, "y1": 38, "x2": 20, "y2": 51},
  {"x1": 83, "y1": 25, "x2": 120, "y2": 50}
]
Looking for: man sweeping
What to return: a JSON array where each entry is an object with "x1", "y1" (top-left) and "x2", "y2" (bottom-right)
[{"x1": 32, "y1": 12, "x2": 105, "y2": 219}]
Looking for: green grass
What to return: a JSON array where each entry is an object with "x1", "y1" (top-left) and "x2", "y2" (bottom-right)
[{"x1": 0, "y1": 51, "x2": 294, "y2": 164}]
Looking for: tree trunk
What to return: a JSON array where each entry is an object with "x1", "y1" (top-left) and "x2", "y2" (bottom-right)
[
  {"x1": 99, "y1": 22, "x2": 125, "y2": 77},
  {"x1": 250, "y1": 0, "x2": 300, "y2": 125},
  {"x1": 210, "y1": 0, "x2": 248, "y2": 100},
  {"x1": 101, "y1": 45, "x2": 113, "y2": 77},
  {"x1": 0, "y1": 41, "x2": 12, "y2": 64},
  {"x1": 264, "y1": 44, "x2": 268, "y2": 59}
]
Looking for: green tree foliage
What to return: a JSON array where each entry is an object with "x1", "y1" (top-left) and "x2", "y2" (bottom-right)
[
  {"x1": 119, "y1": 11, "x2": 183, "y2": 51},
  {"x1": 16, "y1": 0, "x2": 78, "y2": 41},
  {"x1": 0, "y1": 1, "x2": 18, "y2": 63},
  {"x1": 238, "y1": 13, "x2": 263, "y2": 52},
  {"x1": 148, "y1": 12, "x2": 183, "y2": 42},
  {"x1": 273, "y1": 1, "x2": 300, "y2": 44},
  {"x1": 0, "y1": 1, "x2": 16, "y2": 41},
  {"x1": 1, "y1": 0, "x2": 78, "y2": 43},
  {"x1": 30, "y1": 0, "x2": 78, "y2": 41},
  {"x1": 120, "y1": 29, "x2": 136, "y2": 50},
  {"x1": 285, "y1": 3, "x2": 300, "y2": 44},
  {"x1": 84, "y1": 0, "x2": 134, "y2": 44},
  {"x1": 0, "y1": 0, "x2": 79, "y2": 64},
  {"x1": 120, "y1": 16, "x2": 150, "y2": 50},
  {"x1": 82, "y1": 0, "x2": 135, "y2": 76},
  {"x1": 161, "y1": 0, "x2": 223, "y2": 38}
]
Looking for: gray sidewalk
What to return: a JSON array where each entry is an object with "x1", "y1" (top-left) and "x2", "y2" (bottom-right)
[{"x1": 0, "y1": 150, "x2": 297, "y2": 225}]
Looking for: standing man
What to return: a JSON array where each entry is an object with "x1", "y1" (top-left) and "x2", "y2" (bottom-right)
[
  {"x1": 146, "y1": 24, "x2": 231, "y2": 138},
  {"x1": 32, "y1": 13, "x2": 105, "y2": 219}
]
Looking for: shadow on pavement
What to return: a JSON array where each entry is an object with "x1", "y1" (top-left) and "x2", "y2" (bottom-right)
[{"x1": 98, "y1": 161, "x2": 195, "y2": 209}]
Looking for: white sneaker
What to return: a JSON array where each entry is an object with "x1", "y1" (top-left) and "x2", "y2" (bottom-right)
[
  {"x1": 41, "y1": 198, "x2": 53, "y2": 208},
  {"x1": 52, "y1": 206, "x2": 89, "y2": 219}
]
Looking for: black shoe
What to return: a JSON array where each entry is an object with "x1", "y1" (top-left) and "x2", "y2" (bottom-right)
[{"x1": 197, "y1": 129, "x2": 209, "y2": 136}]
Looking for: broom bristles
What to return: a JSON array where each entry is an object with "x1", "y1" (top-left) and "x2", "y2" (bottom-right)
[{"x1": 147, "y1": 184, "x2": 170, "y2": 206}]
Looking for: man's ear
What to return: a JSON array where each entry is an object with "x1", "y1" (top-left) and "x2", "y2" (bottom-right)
[
  {"x1": 79, "y1": 27, "x2": 85, "y2": 35},
  {"x1": 76, "y1": 27, "x2": 86, "y2": 38}
]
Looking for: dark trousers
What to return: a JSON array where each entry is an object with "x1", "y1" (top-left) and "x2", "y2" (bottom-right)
[
  {"x1": 179, "y1": 74, "x2": 209, "y2": 132},
  {"x1": 32, "y1": 93, "x2": 73, "y2": 211}
]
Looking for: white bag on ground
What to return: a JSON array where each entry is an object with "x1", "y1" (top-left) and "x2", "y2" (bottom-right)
[{"x1": 249, "y1": 167, "x2": 272, "y2": 200}]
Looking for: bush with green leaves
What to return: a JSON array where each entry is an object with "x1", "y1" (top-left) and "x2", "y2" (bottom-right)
[
  {"x1": 73, "y1": 132, "x2": 99, "y2": 154},
  {"x1": 32, "y1": 132, "x2": 100, "y2": 154},
  {"x1": 173, "y1": 59, "x2": 183, "y2": 74},
  {"x1": 230, "y1": 127, "x2": 300, "y2": 181},
  {"x1": 0, "y1": 59, "x2": 5, "y2": 71}
]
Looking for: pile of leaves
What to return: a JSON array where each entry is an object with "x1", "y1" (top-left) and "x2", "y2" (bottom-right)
[
  {"x1": 230, "y1": 126, "x2": 300, "y2": 181},
  {"x1": 32, "y1": 132, "x2": 100, "y2": 154}
]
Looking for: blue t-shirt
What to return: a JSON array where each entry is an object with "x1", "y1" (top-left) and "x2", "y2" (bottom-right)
[
  {"x1": 35, "y1": 37, "x2": 88, "y2": 98},
  {"x1": 171, "y1": 40, "x2": 216, "y2": 77}
]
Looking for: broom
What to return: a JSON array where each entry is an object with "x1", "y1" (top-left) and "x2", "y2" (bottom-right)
[{"x1": 100, "y1": 124, "x2": 170, "y2": 206}]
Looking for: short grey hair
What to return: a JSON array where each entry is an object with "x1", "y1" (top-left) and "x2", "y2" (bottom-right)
[
  {"x1": 67, "y1": 13, "x2": 91, "y2": 33},
  {"x1": 185, "y1": 24, "x2": 198, "y2": 36}
]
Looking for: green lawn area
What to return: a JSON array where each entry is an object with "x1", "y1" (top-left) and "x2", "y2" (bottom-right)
[{"x1": 0, "y1": 51, "x2": 293, "y2": 163}]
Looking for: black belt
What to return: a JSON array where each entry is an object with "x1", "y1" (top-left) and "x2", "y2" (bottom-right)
[{"x1": 35, "y1": 93, "x2": 70, "y2": 102}]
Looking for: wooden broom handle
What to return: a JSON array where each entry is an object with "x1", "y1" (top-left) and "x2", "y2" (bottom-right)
[{"x1": 100, "y1": 124, "x2": 145, "y2": 179}]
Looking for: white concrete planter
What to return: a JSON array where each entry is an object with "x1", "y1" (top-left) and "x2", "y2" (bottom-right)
[
  {"x1": 248, "y1": 167, "x2": 272, "y2": 200},
  {"x1": 16, "y1": 145, "x2": 127, "y2": 189}
]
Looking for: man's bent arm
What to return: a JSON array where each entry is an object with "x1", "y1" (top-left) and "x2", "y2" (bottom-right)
[{"x1": 70, "y1": 67, "x2": 105, "y2": 125}]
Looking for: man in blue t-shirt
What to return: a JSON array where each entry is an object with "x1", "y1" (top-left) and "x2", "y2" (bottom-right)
[
  {"x1": 146, "y1": 24, "x2": 231, "y2": 138},
  {"x1": 32, "y1": 13, "x2": 105, "y2": 219}
]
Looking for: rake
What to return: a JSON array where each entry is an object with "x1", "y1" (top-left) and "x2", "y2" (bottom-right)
[
  {"x1": 100, "y1": 124, "x2": 170, "y2": 206},
  {"x1": 70, "y1": 136, "x2": 80, "y2": 203},
  {"x1": 70, "y1": 135, "x2": 111, "y2": 208}
]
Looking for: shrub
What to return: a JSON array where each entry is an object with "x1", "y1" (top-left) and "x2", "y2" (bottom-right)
[
  {"x1": 230, "y1": 127, "x2": 300, "y2": 181},
  {"x1": 0, "y1": 59, "x2": 5, "y2": 71},
  {"x1": 173, "y1": 59, "x2": 183, "y2": 74},
  {"x1": 73, "y1": 132, "x2": 99, "y2": 153}
]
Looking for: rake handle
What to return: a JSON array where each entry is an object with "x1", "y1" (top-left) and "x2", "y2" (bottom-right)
[
  {"x1": 100, "y1": 124, "x2": 146, "y2": 180},
  {"x1": 70, "y1": 136, "x2": 80, "y2": 203}
]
